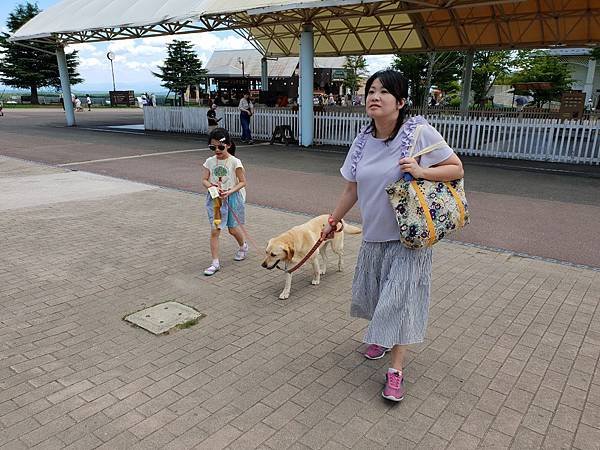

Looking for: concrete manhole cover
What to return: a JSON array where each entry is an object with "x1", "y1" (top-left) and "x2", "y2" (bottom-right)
[{"x1": 124, "y1": 301, "x2": 204, "y2": 335}]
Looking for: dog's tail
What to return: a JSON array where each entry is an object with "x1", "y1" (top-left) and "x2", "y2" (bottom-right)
[{"x1": 342, "y1": 221, "x2": 362, "y2": 235}]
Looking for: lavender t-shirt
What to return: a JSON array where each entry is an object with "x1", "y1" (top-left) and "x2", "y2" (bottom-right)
[{"x1": 340, "y1": 118, "x2": 454, "y2": 242}]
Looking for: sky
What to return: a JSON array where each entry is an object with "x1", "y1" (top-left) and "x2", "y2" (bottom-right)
[{"x1": 1, "y1": 0, "x2": 395, "y2": 93}]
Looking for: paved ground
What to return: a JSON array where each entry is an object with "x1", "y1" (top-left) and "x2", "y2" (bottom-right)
[
  {"x1": 1, "y1": 109, "x2": 600, "y2": 267},
  {"x1": 2, "y1": 109, "x2": 600, "y2": 449},
  {"x1": 1, "y1": 152, "x2": 600, "y2": 449}
]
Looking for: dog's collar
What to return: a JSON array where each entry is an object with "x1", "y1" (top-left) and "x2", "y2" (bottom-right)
[{"x1": 267, "y1": 259, "x2": 283, "y2": 270}]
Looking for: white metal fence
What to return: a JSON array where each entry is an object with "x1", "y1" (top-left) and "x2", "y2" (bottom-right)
[{"x1": 144, "y1": 106, "x2": 600, "y2": 164}]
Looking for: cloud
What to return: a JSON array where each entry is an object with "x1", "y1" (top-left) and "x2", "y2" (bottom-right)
[
  {"x1": 107, "y1": 40, "x2": 165, "y2": 56},
  {"x1": 364, "y1": 55, "x2": 395, "y2": 73},
  {"x1": 125, "y1": 59, "x2": 163, "y2": 71},
  {"x1": 187, "y1": 33, "x2": 253, "y2": 52},
  {"x1": 79, "y1": 57, "x2": 103, "y2": 68}
]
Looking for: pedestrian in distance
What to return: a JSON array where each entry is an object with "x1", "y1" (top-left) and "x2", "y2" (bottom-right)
[
  {"x1": 201, "y1": 127, "x2": 248, "y2": 276},
  {"x1": 515, "y1": 95, "x2": 528, "y2": 112},
  {"x1": 74, "y1": 96, "x2": 83, "y2": 112},
  {"x1": 321, "y1": 69, "x2": 464, "y2": 402},
  {"x1": 238, "y1": 92, "x2": 254, "y2": 144},
  {"x1": 86, "y1": 94, "x2": 92, "y2": 111},
  {"x1": 206, "y1": 103, "x2": 221, "y2": 133}
]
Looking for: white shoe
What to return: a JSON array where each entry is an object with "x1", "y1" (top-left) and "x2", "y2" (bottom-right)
[
  {"x1": 234, "y1": 244, "x2": 249, "y2": 261},
  {"x1": 203, "y1": 264, "x2": 220, "y2": 276}
]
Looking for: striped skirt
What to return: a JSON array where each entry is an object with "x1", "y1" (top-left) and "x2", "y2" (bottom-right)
[{"x1": 350, "y1": 241, "x2": 433, "y2": 347}]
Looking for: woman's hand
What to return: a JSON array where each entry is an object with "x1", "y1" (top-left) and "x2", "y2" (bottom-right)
[
  {"x1": 399, "y1": 157, "x2": 425, "y2": 179},
  {"x1": 219, "y1": 189, "x2": 231, "y2": 199},
  {"x1": 321, "y1": 223, "x2": 335, "y2": 240}
]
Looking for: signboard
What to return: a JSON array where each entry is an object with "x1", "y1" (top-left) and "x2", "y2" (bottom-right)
[
  {"x1": 218, "y1": 78, "x2": 250, "y2": 89},
  {"x1": 559, "y1": 91, "x2": 585, "y2": 119},
  {"x1": 331, "y1": 68, "x2": 347, "y2": 82},
  {"x1": 109, "y1": 90, "x2": 135, "y2": 106}
]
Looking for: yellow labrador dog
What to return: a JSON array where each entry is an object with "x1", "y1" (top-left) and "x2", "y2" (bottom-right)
[{"x1": 261, "y1": 214, "x2": 361, "y2": 299}]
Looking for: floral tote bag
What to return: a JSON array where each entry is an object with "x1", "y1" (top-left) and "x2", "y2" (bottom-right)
[{"x1": 385, "y1": 125, "x2": 470, "y2": 249}]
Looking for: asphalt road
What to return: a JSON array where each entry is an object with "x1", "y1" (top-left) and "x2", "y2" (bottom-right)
[{"x1": 2, "y1": 108, "x2": 600, "y2": 267}]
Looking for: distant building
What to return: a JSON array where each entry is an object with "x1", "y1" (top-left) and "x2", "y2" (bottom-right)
[
  {"x1": 205, "y1": 49, "x2": 348, "y2": 103},
  {"x1": 547, "y1": 48, "x2": 599, "y2": 108}
]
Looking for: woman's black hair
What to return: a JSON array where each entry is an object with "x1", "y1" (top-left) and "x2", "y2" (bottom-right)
[
  {"x1": 364, "y1": 69, "x2": 410, "y2": 143},
  {"x1": 208, "y1": 127, "x2": 236, "y2": 156}
]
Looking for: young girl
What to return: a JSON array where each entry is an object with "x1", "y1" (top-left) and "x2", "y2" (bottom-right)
[
  {"x1": 321, "y1": 70, "x2": 464, "y2": 402},
  {"x1": 201, "y1": 128, "x2": 248, "y2": 276}
]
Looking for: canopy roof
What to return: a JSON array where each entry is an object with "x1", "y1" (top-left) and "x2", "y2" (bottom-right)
[{"x1": 11, "y1": 0, "x2": 600, "y2": 55}]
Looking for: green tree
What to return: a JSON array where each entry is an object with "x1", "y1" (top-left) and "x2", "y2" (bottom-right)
[
  {"x1": 0, "y1": 2, "x2": 82, "y2": 104},
  {"x1": 343, "y1": 56, "x2": 368, "y2": 96},
  {"x1": 390, "y1": 52, "x2": 463, "y2": 107},
  {"x1": 153, "y1": 40, "x2": 207, "y2": 105},
  {"x1": 471, "y1": 50, "x2": 513, "y2": 105},
  {"x1": 590, "y1": 48, "x2": 600, "y2": 60},
  {"x1": 510, "y1": 51, "x2": 573, "y2": 106},
  {"x1": 390, "y1": 54, "x2": 428, "y2": 106}
]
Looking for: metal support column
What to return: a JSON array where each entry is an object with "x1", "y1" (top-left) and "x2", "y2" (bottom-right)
[
  {"x1": 584, "y1": 58, "x2": 597, "y2": 105},
  {"x1": 299, "y1": 24, "x2": 314, "y2": 147},
  {"x1": 261, "y1": 57, "x2": 269, "y2": 91},
  {"x1": 460, "y1": 49, "x2": 475, "y2": 115},
  {"x1": 56, "y1": 46, "x2": 76, "y2": 127}
]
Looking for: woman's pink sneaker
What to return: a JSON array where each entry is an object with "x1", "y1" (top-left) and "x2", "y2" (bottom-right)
[
  {"x1": 363, "y1": 344, "x2": 390, "y2": 360},
  {"x1": 382, "y1": 370, "x2": 405, "y2": 402}
]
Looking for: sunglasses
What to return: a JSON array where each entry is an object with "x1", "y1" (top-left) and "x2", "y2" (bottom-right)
[{"x1": 209, "y1": 144, "x2": 227, "y2": 151}]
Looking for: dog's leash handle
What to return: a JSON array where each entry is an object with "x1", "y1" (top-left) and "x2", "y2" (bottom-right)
[{"x1": 322, "y1": 221, "x2": 344, "y2": 241}]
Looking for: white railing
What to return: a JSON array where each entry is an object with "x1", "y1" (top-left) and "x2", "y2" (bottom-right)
[
  {"x1": 144, "y1": 106, "x2": 600, "y2": 164},
  {"x1": 429, "y1": 116, "x2": 600, "y2": 165}
]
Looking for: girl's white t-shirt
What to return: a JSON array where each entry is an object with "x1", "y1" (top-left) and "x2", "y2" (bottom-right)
[{"x1": 203, "y1": 155, "x2": 246, "y2": 200}]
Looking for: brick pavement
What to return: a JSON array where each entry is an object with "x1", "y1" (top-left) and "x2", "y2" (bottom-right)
[{"x1": 1, "y1": 156, "x2": 599, "y2": 449}]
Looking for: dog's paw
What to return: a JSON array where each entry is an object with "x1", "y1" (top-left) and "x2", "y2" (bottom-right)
[
  {"x1": 311, "y1": 279, "x2": 320, "y2": 285},
  {"x1": 319, "y1": 268, "x2": 327, "y2": 275},
  {"x1": 279, "y1": 291, "x2": 290, "y2": 300}
]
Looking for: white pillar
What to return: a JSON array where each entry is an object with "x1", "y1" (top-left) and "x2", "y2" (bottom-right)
[
  {"x1": 584, "y1": 58, "x2": 597, "y2": 104},
  {"x1": 461, "y1": 49, "x2": 475, "y2": 115},
  {"x1": 261, "y1": 57, "x2": 269, "y2": 91},
  {"x1": 56, "y1": 46, "x2": 76, "y2": 127},
  {"x1": 299, "y1": 24, "x2": 314, "y2": 147}
]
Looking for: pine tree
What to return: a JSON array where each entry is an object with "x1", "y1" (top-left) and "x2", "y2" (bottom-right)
[
  {"x1": 0, "y1": 2, "x2": 82, "y2": 104},
  {"x1": 153, "y1": 40, "x2": 207, "y2": 106}
]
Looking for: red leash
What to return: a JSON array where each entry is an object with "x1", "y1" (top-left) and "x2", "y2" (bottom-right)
[
  {"x1": 286, "y1": 222, "x2": 344, "y2": 274},
  {"x1": 224, "y1": 196, "x2": 261, "y2": 254}
]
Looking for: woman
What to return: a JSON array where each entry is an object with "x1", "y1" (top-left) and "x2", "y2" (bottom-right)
[
  {"x1": 238, "y1": 92, "x2": 254, "y2": 144},
  {"x1": 321, "y1": 70, "x2": 463, "y2": 402}
]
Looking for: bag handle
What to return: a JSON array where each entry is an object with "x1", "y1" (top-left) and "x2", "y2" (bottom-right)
[
  {"x1": 403, "y1": 124, "x2": 425, "y2": 181},
  {"x1": 409, "y1": 124, "x2": 448, "y2": 158},
  {"x1": 403, "y1": 124, "x2": 449, "y2": 181},
  {"x1": 408, "y1": 124, "x2": 424, "y2": 158}
]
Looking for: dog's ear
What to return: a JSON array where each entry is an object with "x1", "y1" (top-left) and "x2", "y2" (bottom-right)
[{"x1": 283, "y1": 244, "x2": 294, "y2": 261}]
